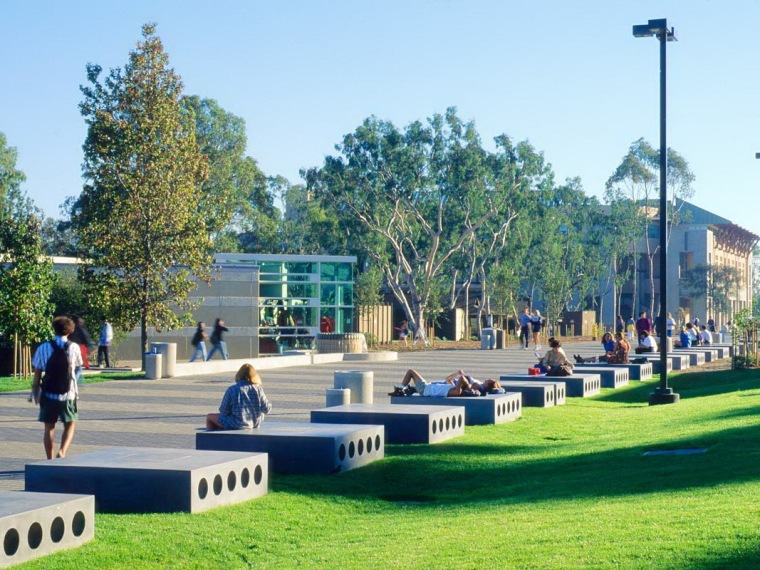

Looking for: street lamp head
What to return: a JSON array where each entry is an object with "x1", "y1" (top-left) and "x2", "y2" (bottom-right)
[{"x1": 632, "y1": 18, "x2": 677, "y2": 41}]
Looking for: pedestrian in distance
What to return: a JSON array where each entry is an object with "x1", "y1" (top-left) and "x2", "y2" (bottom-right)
[
  {"x1": 530, "y1": 309, "x2": 543, "y2": 351},
  {"x1": 518, "y1": 308, "x2": 531, "y2": 350},
  {"x1": 31, "y1": 316, "x2": 83, "y2": 459},
  {"x1": 97, "y1": 316, "x2": 113, "y2": 368},
  {"x1": 207, "y1": 318, "x2": 229, "y2": 360},
  {"x1": 68, "y1": 316, "x2": 94, "y2": 371},
  {"x1": 189, "y1": 321, "x2": 208, "y2": 362}
]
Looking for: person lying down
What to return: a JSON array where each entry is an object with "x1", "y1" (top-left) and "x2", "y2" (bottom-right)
[{"x1": 388, "y1": 369, "x2": 505, "y2": 397}]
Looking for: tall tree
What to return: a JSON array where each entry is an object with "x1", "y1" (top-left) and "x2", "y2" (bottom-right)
[
  {"x1": 182, "y1": 96, "x2": 277, "y2": 253},
  {"x1": 0, "y1": 138, "x2": 55, "y2": 374},
  {"x1": 681, "y1": 264, "x2": 742, "y2": 319},
  {"x1": 72, "y1": 23, "x2": 211, "y2": 367},
  {"x1": 605, "y1": 138, "x2": 695, "y2": 316},
  {"x1": 306, "y1": 108, "x2": 531, "y2": 334}
]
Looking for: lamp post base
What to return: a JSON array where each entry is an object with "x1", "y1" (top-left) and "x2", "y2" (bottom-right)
[{"x1": 649, "y1": 388, "x2": 680, "y2": 406}]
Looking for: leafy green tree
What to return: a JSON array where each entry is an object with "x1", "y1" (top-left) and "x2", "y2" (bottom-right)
[
  {"x1": 681, "y1": 264, "x2": 742, "y2": 318},
  {"x1": 306, "y1": 108, "x2": 532, "y2": 333},
  {"x1": 605, "y1": 138, "x2": 695, "y2": 317},
  {"x1": 0, "y1": 143, "x2": 55, "y2": 374},
  {"x1": 72, "y1": 23, "x2": 211, "y2": 367},
  {"x1": 182, "y1": 96, "x2": 277, "y2": 253}
]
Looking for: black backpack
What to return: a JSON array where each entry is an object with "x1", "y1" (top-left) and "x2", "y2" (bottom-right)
[{"x1": 44, "y1": 340, "x2": 72, "y2": 394}]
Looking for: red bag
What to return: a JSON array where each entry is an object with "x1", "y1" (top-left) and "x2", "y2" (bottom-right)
[{"x1": 528, "y1": 367, "x2": 541, "y2": 376}]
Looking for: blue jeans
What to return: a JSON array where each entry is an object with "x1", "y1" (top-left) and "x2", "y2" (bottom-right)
[
  {"x1": 189, "y1": 343, "x2": 207, "y2": 362},
  {"x1": 207, "y1": 341, "x2": 228, "y2": 361}
]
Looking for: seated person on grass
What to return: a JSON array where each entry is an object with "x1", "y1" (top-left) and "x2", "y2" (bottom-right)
[
  {"x1": 391, "y1": 369, "x2": 503, "y2": 397},
  {"x1": 206, "y1": 364, "x2": 272, "y2": 430},
  {"x1": 635, "y1": 330, "x2": 657, "y2": 354}
]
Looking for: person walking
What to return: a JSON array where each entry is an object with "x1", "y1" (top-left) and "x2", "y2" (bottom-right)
[
  {"x1": 518, "y1": 308, "x2": 531, "y2": 350},
  {"x1": 207, "y1": 318, "x2": 230, "y2": 360},
  {"x1": 189, "y1": 322, "x2": 208, "y2": 362},
  {"x1": 31, "y1": 316, "x2": 83, "y2": 459},
  {"x1": 615, "y1": 315, "x2": 625, "y2": 335},
  {"x1": 531, "y1": 309, "x2": 543, "y2": 351},
  {"x1": 97, "y1": 316, "x2": 113, "y2": 368},
  {"x1": 68, "y1": 316, "x2": 94, "y2": 371}
]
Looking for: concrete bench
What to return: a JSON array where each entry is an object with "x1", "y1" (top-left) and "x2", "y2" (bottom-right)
[
  {"x1": 500, "y1": 373, "x2": 600, "y2": 397},
  {"x1": 311, "y1": 404, "x2": 464, "y2": 444},
  {"x1": 673, "y1": 350, "x2": 706, "y2": 366},
  {"x1": 389, "y1": 392, "x2": 522, "y2": 425},
  {"x1": 493, "y1": 381, "x2": 559, "y2": 407},
  {"x1": 638, "y1": 356, "x2": 673, "y2": 374},
  {"x1": 709, "y1": 344, "x2": 733, "y2": 357},
  {"x1": 675, "y1": 347, "x2": 719, "y2": 362},
  {"x1": 26, "y1": 447, "x2": 268, "y2": 514},
  {"x1": 0, "y1": 491, "x2": 94, "y2": 568},
  {"x1": 640, "y1": 353, "x2": 688, "y2": 370},
  {"x1": 575, "y1": 362, "x2": 653, "y2": 381},
  {"x1": 558, "y1": 366, "x2": 628, "y2": 389},
  {"x1": 196, "y1": 422, "x2": 383, "y2": 474}
]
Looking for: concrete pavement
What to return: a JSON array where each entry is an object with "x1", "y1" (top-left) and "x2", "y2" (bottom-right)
[{"x1": 0, "y1": 340, "x2": 601, "y2": 491}]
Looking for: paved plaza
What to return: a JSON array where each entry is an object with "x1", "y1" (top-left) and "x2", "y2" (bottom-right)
[{"x1": 0, "y1": 340, "x2": 599, "y2": 491}]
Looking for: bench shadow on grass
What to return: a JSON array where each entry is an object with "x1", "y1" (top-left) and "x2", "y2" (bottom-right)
[
  {"x1": 276, "y1": 420, "x2": 760, "y2": 512},
  {"x1": 593, "y1": 368, "x2": 760, "y2": 404}
]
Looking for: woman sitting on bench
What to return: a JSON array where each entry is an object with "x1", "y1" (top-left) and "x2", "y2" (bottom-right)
[
  {"x1": 574, "y1": 332, "x2": 616, "y2": 363},
  {"x1": 606, "y1": 333, "x2": 631, "y2": 364},
  {"x1": 206, "y1": 364, "x2": 272, "y2": 430}
]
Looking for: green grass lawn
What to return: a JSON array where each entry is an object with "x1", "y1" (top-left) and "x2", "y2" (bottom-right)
[
  {"x1": 0, "y1": 371, "x2": 145, "y2": 393},
  {"x1": 18, "y1": 369, "x2": 760, "y2": 569}
]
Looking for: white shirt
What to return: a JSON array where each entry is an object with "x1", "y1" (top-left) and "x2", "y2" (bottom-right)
[
  {"x1": 640, "y1": 335, "x2": 657, "y2": 350},
  {"x1": 700, "y1": 330, "x2": 711, "y2": 344},
  {"x1": 32, "y1": 336, "x2": 83, "y2": 401}
]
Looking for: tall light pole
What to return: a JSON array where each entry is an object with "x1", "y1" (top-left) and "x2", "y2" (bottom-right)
[{"x1": 632, "y1": 18, "x2": 680, "y2": 405}]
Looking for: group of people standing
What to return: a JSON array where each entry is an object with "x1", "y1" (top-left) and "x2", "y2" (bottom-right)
[{"x1": 518, "y1": 308, "x2": 545, "y2": 351}]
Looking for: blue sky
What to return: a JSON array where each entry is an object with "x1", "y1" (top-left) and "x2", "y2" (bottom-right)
[{"x1": 2, "y1": 1, "x2": 759, "y2": 235}]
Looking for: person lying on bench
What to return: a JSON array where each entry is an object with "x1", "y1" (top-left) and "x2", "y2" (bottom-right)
[
  {"x1": 391, "y1": 369, "x2": 501, "y2": 397},
  {"x1": 206, "y1": 364, "x2": 272, "y2": 430},
  {"x1": 634, "y1": 330, "x2": 657, "y2": 354}
]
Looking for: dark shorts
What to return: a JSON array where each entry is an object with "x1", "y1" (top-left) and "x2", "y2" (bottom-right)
[{"x1": 39, "y1": 396, "x2": 78, "y2": 424}]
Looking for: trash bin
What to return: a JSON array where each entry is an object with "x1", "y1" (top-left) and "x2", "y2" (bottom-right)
[
  {"x1": 145, "y1": 352, "x2": 162, "y2": 380},
  {"x1": 495, "y1": 329, "x2": 505, "y2": 349},
  {"x1": 481, "y1": 328, "x2": 495, "y2": 350},
  {"x1": 149, "y1": 342, "x2": 176, "y2": 378}
]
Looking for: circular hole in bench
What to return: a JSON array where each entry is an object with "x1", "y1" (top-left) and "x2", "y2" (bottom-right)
[
  {"x1": 254, "y1": 465, "x2": 263, "y2": 485},
  {"x1": 227, "y1": 471, "x2": 237, "y2": 492},
  {"x1": 367, "y1": 436, "x2": 373, "y2": 453},
  {"x1": 339, "y1": 443, "x2": 346, "y2": 460},
  {"x1": 458, "y1": 415, "x2": 463, "y2": 428},
  {"x1": 50, "y1": 517, "x2": 65, "y2": 543},
  {"x1": 28, "y1": 522, "x2": 43, "y2": 550},
  {"x1": 4, "y1": 528, "x2": 19, "y2": 556},
  {"x1": 213, "y1": 474, "x2": 223, "y2": 495},
  {"x1": 358, "y1": 438, "x2": 364, "y2": 455},
  {"x1": 445, "y1": 417, "x2": 450, "y2": 430},
  {"x1": 438, "y1": 419, "x2": 444, "y2": 432},
  {"x1": 241, "y1": 468, "x2": 250, "y2": 488},
  {"x1": 375, "y1": 435, "x2": 381, "y2": 450},
  {"x1": 349, "y1": 441, "x2": 355, "y2": 458},
  {"x1": 198, "y1": 478, "x2": 209, "y2": 499},
  {"x1": 432, "y1": 421, "x2": 437, "y2": 434},
  {"x1": 72, "y1": 511, "x2": 86, "y2": 538}
]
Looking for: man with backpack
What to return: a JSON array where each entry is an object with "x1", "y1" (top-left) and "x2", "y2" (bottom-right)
[{"x1": 31, "y1": 316, "x2": 83, "y2": 459}]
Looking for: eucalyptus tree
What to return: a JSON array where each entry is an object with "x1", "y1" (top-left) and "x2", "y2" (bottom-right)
[
  {"x1": 605, "y1": 138, "x2": 695, "y2": 317},
  {"x1": 72, "y1": 24, "x2": 210, "y2": 366},
  {"x1": 305, "y1": 108, "x2": 533, "y2": 334}
]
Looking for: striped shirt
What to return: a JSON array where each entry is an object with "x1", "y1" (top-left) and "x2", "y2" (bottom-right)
[
  {"x1": 32, "y1": 336, "x2": 83, "y2": 401},
  {"x1": 217, "y1": 381, "x2": 272, "y2": 430}
]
